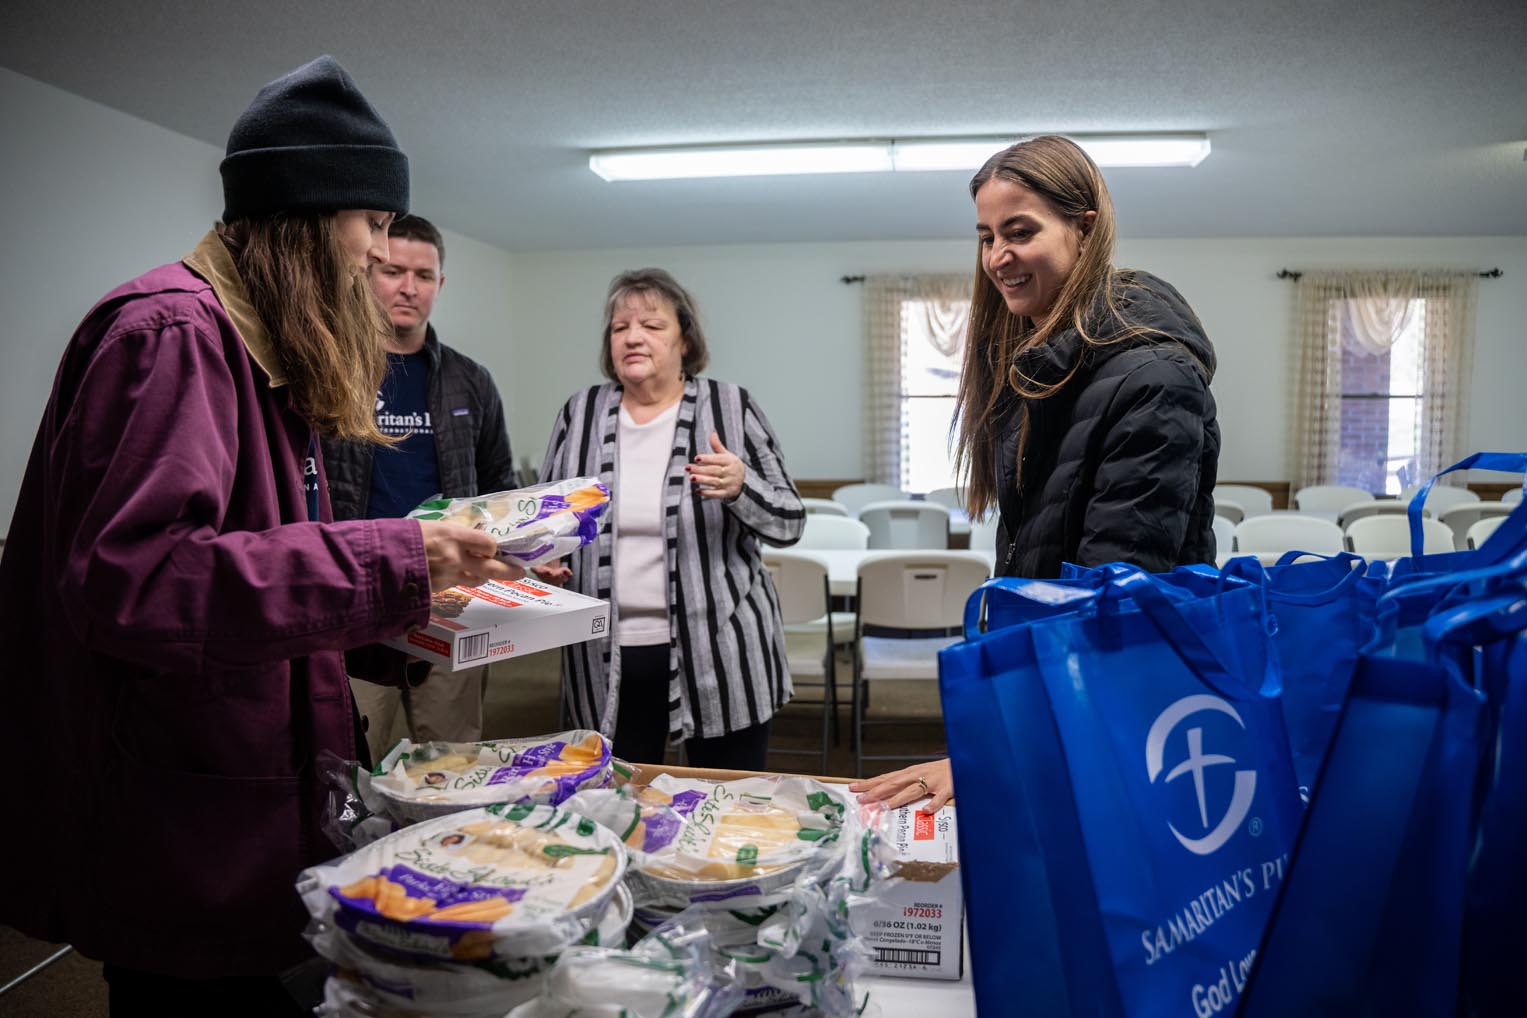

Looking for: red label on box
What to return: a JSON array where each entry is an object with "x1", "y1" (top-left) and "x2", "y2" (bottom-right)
[
  {"x1": 504, "y1": 581, "x2": 550, "y2": 598},
  {"x1": 407, "y1": 631, "x2": 452, "y2": 656},
  {"x1": 465, "y1": 588, "x2": 523, "y2": 609},
  {"x1": 913, "y1": 811, "x2": 935, "y2": 841}
]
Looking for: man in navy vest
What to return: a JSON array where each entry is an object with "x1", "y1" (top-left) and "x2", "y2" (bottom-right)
[{"x1": 324, "y1": 214, "x2": 516, "y2": 759}]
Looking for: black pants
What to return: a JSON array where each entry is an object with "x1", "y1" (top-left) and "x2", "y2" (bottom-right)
[
  {"x1": 613, "y1": 643, "x2": 772, "y2": 771},
  {"x1": 104, "y1": 963, "x2": 316, "y2": 1018}
]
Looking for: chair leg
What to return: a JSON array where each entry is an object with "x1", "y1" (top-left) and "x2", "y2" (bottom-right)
[
  {"x1": 853, "y1": 657, "x2": 865, "y2": 779},
  {"x1": 819, "y1": 667, "x2": 831, "y2": 776},
  {"x1": 827, "y1": 647, "x2": 840, "y2": 747},
  {"x1": 848, "y1": 643, "x2": 860, "y2": 754}
]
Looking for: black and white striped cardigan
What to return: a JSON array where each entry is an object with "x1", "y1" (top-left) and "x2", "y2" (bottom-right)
[{"x1": 539, "y1": 377, "x2": 805, "y2": 741}]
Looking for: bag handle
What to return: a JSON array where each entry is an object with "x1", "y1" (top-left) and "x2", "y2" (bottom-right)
[
  {"x1": 1407, "y1": 452, "x2": 1527, "y2": 561},
  {"x1": 1425, "y1": 589, "x2": 1527, "y2": 652},
  {"x1": 1382, "y1": 537, "x2": 1527, "y2": 623},
  {"x1": 1102, "y1": 565, "x2": 1254, "y2": 699},
  {"x1": 962, "y1": 575, "x2": 1100, "y2": 639},
  {"x1": 1218, "y1": 551, "x2": 1371, "y2": 606}
]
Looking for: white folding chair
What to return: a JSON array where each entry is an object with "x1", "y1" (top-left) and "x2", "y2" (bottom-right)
[
  {"x1": 760, "y1": 549, "x2": 836, "y2": 771},
  {"x1": 1437, "y1": 503, "x2": 1511, "y2": 550},
  {"x1": 800, "y1": 497, "x2": 850, "y2": 517},
  {"x1": 967, "y1": 514, "x2": 1001, "y2": 564},
  {"x1": 1345, "y1": 515, "x2": 1454, "y2": 558},
  {"x1": 1213, "y1": 499, "x2": 1245, "y2": 524},
  {"x1": 923, "y1": 486, "x2": 964, "y2": 510},
  {"x1": 1400, "y1": 484, "x2": 1481, "y2": 515},
  {"x1": 1212, "y1": 515, "x2": 1236, "y2": 559},
  {"x1": 857, "y1": 500, "x2": 951, "y2": 550},
  {"x1": 1214, "y1": 484, "x2": 1275, "y2": 517},
  {"x1": 853, "y1": 553, "x2": 990, "y2": 777},
  {"x1": 1234, "y1": 514, "x2": 1344, "y2": 558},
  {"x1": 1294, "y1": 485, "x2": 1373, "y2": 514},
  {"x1": 831, "y1": 483, "x2": 904, "y2": 517},
  {"x1": 1337, "y1": 499, "x2": 1417, "y2": 529},
  {"x1": 1502, "y1": 488, "x2": 1524, "y2": 506},
  {"x1": 795, "y1": 515, "x2": 866, "y2": 653},
  {"x1": 799, "y1": 514, "x2": 870, "y2": 550},
  {"x1": 1467, "y1": 516, "x2": 1507, "y2": 550}
]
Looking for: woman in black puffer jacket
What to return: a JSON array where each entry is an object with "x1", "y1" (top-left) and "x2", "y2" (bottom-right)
[
  {"x1": 959, "y1": 135, "x2": 1219, "y2": 578},
  {"x1": 851, "y1": 135, "x2": 1220, "y2": 813}
]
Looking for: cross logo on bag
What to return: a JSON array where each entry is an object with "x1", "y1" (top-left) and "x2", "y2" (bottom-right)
[{"x1": 1145, "y1": 695, "x2": 1257, "y2": 856}]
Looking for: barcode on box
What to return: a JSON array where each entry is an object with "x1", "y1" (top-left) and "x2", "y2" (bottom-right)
[
  {"x1": 459, "y1": 632, "x2": 490, "y2": 663},
  {"x1": 875, "y1": 948, "x2": 940, "y2": 966}
]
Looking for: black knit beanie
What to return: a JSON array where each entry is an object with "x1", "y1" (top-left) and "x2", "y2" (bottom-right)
[{"x1": 220, "y1": 55, "x2": 409, "y2": 220}]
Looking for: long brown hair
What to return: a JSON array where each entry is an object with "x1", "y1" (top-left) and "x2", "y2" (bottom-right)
[
  {"x1": 953, "y1": 135, "x2": 1156, "y2": 518},
  {"x1": 220, "y1": 214, "x2": 394, "y2": 443}
]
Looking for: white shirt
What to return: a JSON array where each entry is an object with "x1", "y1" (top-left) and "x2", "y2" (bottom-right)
[{"x1": 615, "y1": 399, "x2": 680, "y2": 645}]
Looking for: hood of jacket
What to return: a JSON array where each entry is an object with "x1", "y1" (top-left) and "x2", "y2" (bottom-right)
[{"x1": 1010, "y1": 269, "x2": 1215, "y2": 392}]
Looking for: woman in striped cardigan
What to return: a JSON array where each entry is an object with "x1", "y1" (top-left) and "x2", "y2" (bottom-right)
[{"x1": 535, "y1": 269, "x2": 805, "y2": 770}]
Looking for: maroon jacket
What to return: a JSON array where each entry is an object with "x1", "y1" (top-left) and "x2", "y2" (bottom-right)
[{"x1": 0, "y1": 232, "x2": 432, "y2": 978}]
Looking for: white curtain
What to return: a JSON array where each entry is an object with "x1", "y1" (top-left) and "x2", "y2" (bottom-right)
[
  {"x1": 1290, "y1": 269, "x2": 1477, "y2": 491},
  {"x1": 863, "y1": 274, "x2": 971, "y2": 486}
]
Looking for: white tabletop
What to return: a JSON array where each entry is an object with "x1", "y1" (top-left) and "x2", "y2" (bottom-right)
[{"x1": 800, "y1": 548, "x2": 996, "y2": 597}]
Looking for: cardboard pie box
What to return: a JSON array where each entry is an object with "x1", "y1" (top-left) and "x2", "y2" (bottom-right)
[
  {"x1": 854, "y1": 802, "x2": 963, "y2": 980},
  {"x1": 619, "y1": 762, "x2": 963, "y2": 981},
  {"x1": 385, "y1": 577, "x2": 610, "y2": 670}
]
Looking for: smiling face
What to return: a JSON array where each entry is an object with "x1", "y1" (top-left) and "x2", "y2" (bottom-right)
[
  {"x1": 974, "y1": 177, "x2": 1094, "y2": 321},
  {"x1": 608, "y1": 290, "x2": 687, "y2": 395}
]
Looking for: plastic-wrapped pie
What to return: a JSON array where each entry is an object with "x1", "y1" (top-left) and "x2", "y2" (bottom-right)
[
  {"x1": 565, "y1": 775, "x2": 848, "y2": 909},
  {"x1": 407, "y1": 477, "x2": 610, "y2": 567},
  {"x1": 308, "y1": 883, "x2": 633, "y2": 1018},
  {"x1": 298, "y1": 802, "x2": 627, "y2": 962},
  {"x1": 361, "y1": 731, "x2": 613, "y2": 824}
]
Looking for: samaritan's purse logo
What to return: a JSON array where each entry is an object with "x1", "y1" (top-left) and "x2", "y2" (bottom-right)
[{"x1": 1145, "y1": 695, "x2": 1256, "y2": 856}]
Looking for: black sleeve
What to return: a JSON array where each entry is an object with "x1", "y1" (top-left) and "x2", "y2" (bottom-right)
[
  {"x1": 1076, "y1": 352, "x2": 1209, "y2": 573},
  {"x1": 474, "y1": 365, "x2": 517, "y2": 493}
]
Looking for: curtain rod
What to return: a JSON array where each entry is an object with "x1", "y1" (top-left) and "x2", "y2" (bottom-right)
[
  {"x1": 1276, "y1": 268, "x2": 1502, "y2": 281},
  {"x1": 840, "y1": 275, "x2": 865, "y2": 284}
]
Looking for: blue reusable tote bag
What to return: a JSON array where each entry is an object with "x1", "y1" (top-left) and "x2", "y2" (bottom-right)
[
  {"x1": 1218, "y1": 552, "x2": 1388, "y2": 800},
  {"x1": 1402, "y1": 562, "x2": 1527, "y2": 1016},
  {"x1": 941, "y1": 564, "x2": 1303, "y2": 1018},
  {"x1": 1437, "y1": 592, "x2": 1527, "y2": 1016},
  {"x1": 1238, "y1": 651, "x2": 1487, "y2": 1016}
]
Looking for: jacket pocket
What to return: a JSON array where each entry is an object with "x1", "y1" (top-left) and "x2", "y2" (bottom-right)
[{"x1": 99, "y1": 735, "x2": 309, "y2": 938}]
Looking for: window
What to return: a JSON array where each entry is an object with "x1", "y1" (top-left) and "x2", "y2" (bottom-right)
[
  {"x1": 1291, "y1": 271, "x2": 1477, "y2": 494},
  {"x1": 864, "y1": 275, "x2": 970, "y2": 494},
  {"x1": 1336, "y1": 298, "x2": 1425, "y2": 495},
  {"x1": 898, "y1": 297, "x2": 969, "y2": 493}
]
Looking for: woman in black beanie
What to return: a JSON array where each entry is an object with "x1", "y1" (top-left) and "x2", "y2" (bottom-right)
[{"x1": 0, "y1": 56, "x2": 520, "y2": 1015}]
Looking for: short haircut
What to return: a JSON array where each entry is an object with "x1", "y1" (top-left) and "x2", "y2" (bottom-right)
[
  {"x1": 388, "y1": 214, "x2": 444, "y2": 269},
  {"x1": 599, "y1": 268, "x2": 710, "y2": 381}
]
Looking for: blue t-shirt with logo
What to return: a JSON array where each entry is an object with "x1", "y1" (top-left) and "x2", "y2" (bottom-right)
[
  {"x1": 305, "y1": 437, "x2": 321, "y2": 522},
  {"x1": 368, "y1": 351, "x2": 439, "y2": 519}
]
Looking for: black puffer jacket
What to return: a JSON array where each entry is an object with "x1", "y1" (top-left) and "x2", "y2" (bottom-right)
[
  {"x1": 323, "y1": 326, "x2": 516, "y2": 519},
  {"x1": 994, "y1": 271, "x2": 1219, "y2": 578}
]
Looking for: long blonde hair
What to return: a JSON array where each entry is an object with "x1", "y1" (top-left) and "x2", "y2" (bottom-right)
[
  {"x1": 953, "y1": 135, "x2": 1156, "y2": 517},
  {"x1": 220, "y1": 214, "x2": 395, "y2": 443}
]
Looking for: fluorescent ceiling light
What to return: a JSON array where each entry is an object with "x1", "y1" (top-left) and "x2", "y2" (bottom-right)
[
  {"x1": 588, "y1": 142, "x2": 892, "y2": 181},
  {"x1": 893, "y1": 134, "x2": 1211, "y2": 171},
  {"x1": 590, "y1": 134, "x2": 1210, "y2": 181}
]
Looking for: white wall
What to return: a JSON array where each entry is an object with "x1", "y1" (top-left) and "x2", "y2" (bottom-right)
[
  {"x1": 0, "y1": 69, "x2": 514, "y2": 529},
  {"x1": 505, "y1": 236, "x2": 1527, "y2": 485},
  {"x1": 502, "y1": 242, "x2": 969, "y2": 477},
  {"x1": 0, "y1": 67, "x2": 224, "y2": 530}
]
